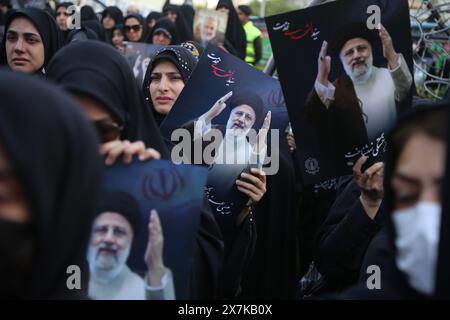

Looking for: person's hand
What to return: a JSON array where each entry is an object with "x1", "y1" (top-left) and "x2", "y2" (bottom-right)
[
  {"x1": 353, "y1": 156, "x2": 384, "y2": 219},
  {"x1": 203, "y1": 91, "x2": 233, "y2": 124},
  {"x1": 100, "y1": 140, "x2": 161, "y2": 165},
  {"x1": 145, "y1": 210, "x2": 166, "y2": 287},
  {"x1": 254, "y1": 111, "x2": 271, "y2": 151},
  {"x1": 317, "y1": 40, "x2": 331, "y2": 86},
  {"x1": 286, "y1": 132, "x2": 296, "y2": 151},
  {"x1": 379, "y1": 23, "x2": 399, "y2": 69},
  {"x1": 236, "y1": 168, "x2": 267, "y2": 205}
]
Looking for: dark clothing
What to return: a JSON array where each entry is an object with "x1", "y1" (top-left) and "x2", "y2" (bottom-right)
[
  {"x1": 337, "y1": 103, "x2": 450, "y2": 299},
  {"x1": 162, "y1": 4, "x2": 193, "y2": 43},
  {"x1": 146, "y1": 17, "x2": 179, "y2": 45},
  {"x1": 142, "y1": 46, "x2": 197, "y2": 126},
  {"x1": 219, "y1": 212, "x2": 256, "y2": 299},
  {"x1": 216, "y1": 0, "x2": 247, "y2": 60},
  {"x1": 0, "y1": 71, "x2": 103, "y2": 299},
  {"x1": 124, "y1": 14, "x2": 148, "y2": 42},
  {"x1": 241, "y1": 141, "x2": 302, "y2": 299},
  {"x1": 101, "y1": 5, "x2": 124, "y2": 43},
  {"x1": 81, "y1": 20, "x2": 107, "y2": 42},
  {"x1": 253, "y1": 36, "x2": 262, "y2": 66},
  {"x1": 80, "y1": 5, "x2": 98, "y2": 22},
  {"x1": 46, "y1": 40, "x2": 169, "y2": 158},
  {"x1": 303, "y1": 75, "x2": 369, "y2": 170},
  {"x1": 315, "y1": 176, "x2": 383, "y2": 292},
  {"x1": 189, "y1": 198, "x2": 224, "y2": 299},
  {"x1": 0, "y1": 8, "x2": 63, "y2": 73}
]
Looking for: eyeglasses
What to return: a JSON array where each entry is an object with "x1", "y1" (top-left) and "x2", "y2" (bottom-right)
[
  {"x1": 124, "y1": 24, "x2": 142, "y2": 33},
  {"x1": 92, "y1": 119, "x2": 123, "y2": 143}
]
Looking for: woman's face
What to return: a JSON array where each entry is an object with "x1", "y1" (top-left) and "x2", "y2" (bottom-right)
[
  {"x1": 392, "y1": 133, "x2": 446, "y2": 210},
  {"x1": 72, "y1": 94, "x2": 122, "y2": 145},
  {"x1": 152, "y1": 31, "x2": 171, "y2": 46},
  {"x1": 5, "y1": 17, "x2": 45, "y2": 74},
  {"x1": 112, "y1": 29, "x2": 124, "y2": 48},
  {"x1": 124, "y1": 17, "x2": 143, "y2": 42},
  {"x1": 149, "y1": 60, "x2": 185, "y2": 115},
  {"x1": 102, "y1": 14, "x2": 115, "y2": 30},
  {"x1": 0, "y1": 146, "x2": 30, "y2": 223},
  {"x1": 56, "y1": 6, "x2": 69, "y2": 31}
]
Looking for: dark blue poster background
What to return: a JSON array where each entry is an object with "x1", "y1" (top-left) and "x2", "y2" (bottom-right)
[{"x1": 102, "y1": 159, "x2": 208, "y2": 299}]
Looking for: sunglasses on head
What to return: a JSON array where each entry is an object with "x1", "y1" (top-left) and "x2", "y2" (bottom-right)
[
  {"x1": 124, "y1": 24, "x2": 142, "y2": 33},
  {"x1": 92, "y1": 119, "x2": 123, "y2": 143}
]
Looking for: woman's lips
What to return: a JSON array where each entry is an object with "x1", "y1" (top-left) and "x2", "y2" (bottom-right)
[
  {"x1": 12, "y1": 58, "x2": 29, "y2": 65},
  {"x1": 156, "y1": 96, "x2": 172, "y2": 104}
]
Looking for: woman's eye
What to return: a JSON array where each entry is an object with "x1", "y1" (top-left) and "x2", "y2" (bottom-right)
[
  {"x1": 395, "y1": 193, "x2": 418, "y2": 205},
  {"x1": 6, "y1": 34, "x2": 17, "y2": 41}
]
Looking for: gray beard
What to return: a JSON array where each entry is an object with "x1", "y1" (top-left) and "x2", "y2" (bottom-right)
[
  {"x1": 87, "y1": 245, "x2": 131, "y2": 284},
  {"x1": 343, "y1": 55, "x2": 374, "y2": 85}
]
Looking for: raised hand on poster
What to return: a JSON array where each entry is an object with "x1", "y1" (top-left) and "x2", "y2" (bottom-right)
[
  {"x1": 145, "y1": 209, "x2": 167, "y2": 286},
  {"x1": 254, "y1": 111, "x2": 272, "y2": 152},
  {"x1": 203, "y1": 91, "x2": 233, "y2": 124},
  {"x1": 317, "y1": 40, "x2": 332, "y2": 86},
  {"x1": 100, "y1": 140, "x2": 161, "y2": 165},
  {"x1": 378, "y1": 23, "x2": 399, "y2": 69},
  {"x1": 133, "y1": 54, "x2": 143, "y2": 78}
]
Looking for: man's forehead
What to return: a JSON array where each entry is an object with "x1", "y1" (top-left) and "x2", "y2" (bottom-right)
[
  {"x1": 232, "y1": 104, "x2": 255, "y2": 116},
  {"x1": 341, "y1": 37, "x2": 371, "y2": 53},
  {"x1": 95, "y1": 212, "x2": 131, "y2": 229}
]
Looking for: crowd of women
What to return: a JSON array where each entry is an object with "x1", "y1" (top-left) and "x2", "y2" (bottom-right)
[{"x1": 1, "y1": 0, "x2": 450, "y2": 300}]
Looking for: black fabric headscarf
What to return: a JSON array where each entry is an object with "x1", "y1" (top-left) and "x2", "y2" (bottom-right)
[
  {"x1": 142, "y1": 45, "x2": 197, "y2": 126},
  {"x1": 101, "y1": 6, "x2": 124, "y2": 44},
  {"x1": 101, "y1": 6, "x2": 124, "y2": 27},
  {"x1": 383, "y1": 102, "x2": 450, "y2": 299},
  {"x1": 55, "y1": 2, "x2": 74, "y2": 43},
  {"x1": 80, "y1": 5, "x2": 98, "y2": 22},
  {"x1": 0, "y1": 70, "x2": 103, "y2": 299},
  {"x1": 216, "y1": 0, "x2": 247, "y2": 60},
  {"x1": 339, "y1": 102, "x2": 450, "y2": 299},
  {"x1": 0, "y1": 8, "x2": 63, "y2": 73},
  {"x1": 81, "y1": 19, "x2": 107, "y2": 42},
  {"x1": 95, "y1": 190, "x2": 142, "y2": 236},
  {"x1": 46, "y1": 40, "x2": 169, "y2": 158},
  {"x1": 146, "y1": 11, "x2": 162, "y2": 26},
  {"x1": 124, "y1": 13, "x2": 147, "y2": 42},
  {"x1": 146, "y1": 17, "x2": 178, "y2": 45},
  {"x1": 163, "y1": 3, "x2": 193, "y2": 43},
  {"x1": 66, "y1": 26, "x2": 99, "y2": 43},
  {"x1": 181, "y1": 40, "x2": 204, "y2": 60}
]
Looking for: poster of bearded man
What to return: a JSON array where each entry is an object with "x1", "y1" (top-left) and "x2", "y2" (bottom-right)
[{"x1": 266, "y1": 0, "x2": 414, "y2": 184}]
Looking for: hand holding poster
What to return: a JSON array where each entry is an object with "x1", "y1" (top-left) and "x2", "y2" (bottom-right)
[
  {"x1": 159, "y1": 44, "x2": 289, "y2": 231},
  {"x1": 266, "y1": 0, "x2": 414, "y2": 184}
]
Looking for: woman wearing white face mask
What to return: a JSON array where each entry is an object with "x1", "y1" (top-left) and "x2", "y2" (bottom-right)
[{"x1": 337, "y1": 102, "x2": 450, "y2": 299}]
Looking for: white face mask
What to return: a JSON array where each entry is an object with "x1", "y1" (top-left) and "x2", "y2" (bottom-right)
[{"x1": 392, "y1": 202, "x2": 442, "y2": 296}]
